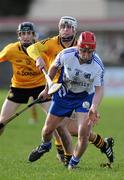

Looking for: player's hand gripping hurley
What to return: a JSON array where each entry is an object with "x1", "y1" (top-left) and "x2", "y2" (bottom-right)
[
  {"x1": 42, "y1": 68, "x2": 62, "y2": 95},
  {"x1": 36, "y1": 57, "x2": 62, "y2": 94}
]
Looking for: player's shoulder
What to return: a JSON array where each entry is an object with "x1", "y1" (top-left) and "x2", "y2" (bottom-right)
[
  {"x1": 62, "y1": 46, "x2": 77, "y2": 55},
  {"x1": 40, "y1": 35, "x2": 58, "y2": 45},
  {"x1": 57, "y1": 47, "x2": 77, "y2": 61},
  {"x1": 92, "y1": 52, "x2": 104, "y2": 71},
  {"x1": 51, "y1": 35, "x2": 59, "y2": 41},
  {"x1": 2, "y1": 41, "x2": 19, "y2": 51}
]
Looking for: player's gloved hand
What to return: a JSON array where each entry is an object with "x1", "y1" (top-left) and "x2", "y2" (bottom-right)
[{"x1": 36, "y1": 57, "x2": 46, "y2": 70}]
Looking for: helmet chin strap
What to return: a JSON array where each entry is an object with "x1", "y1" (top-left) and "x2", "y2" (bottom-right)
[
  {"x1": 22, "y1": 42, "x2": 32, "y2": 48},
  {"x1": 61, "y1": 35, "x2": 74, "y2": 42},
  {"x1": 21, "y1": 39, "x2": 36, "y2": 48}
]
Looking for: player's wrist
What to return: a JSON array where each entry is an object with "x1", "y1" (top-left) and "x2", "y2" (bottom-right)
[{"x1": 90, "y1": 104, "x2": 97, "y2": 112}]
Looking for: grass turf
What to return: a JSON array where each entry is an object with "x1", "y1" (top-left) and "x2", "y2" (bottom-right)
[{"x1": 0, "y1": 90, "x2": 124, "y2": 180}]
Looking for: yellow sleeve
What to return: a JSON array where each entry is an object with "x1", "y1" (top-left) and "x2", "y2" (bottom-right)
[
  {"x1": 27, "y1": 41, "x2": 48, "y2": 61},
  {"x1": 27, "y1": 42, "x2": 41, "y2": 60},
  {"x1": 0, "y1": 44, "x2": 13, "y2": 62}
]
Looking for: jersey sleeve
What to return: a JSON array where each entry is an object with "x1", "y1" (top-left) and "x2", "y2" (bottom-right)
[
  {"x1": 0, "y1": 44, "x2": 13, "y2": 62},
  {"x1": 94, "y1": 68, "x2": 104, "y2": 86},
  {"x1": 27, "y1": 42, "x2": 42, "y2": 60},
  {"x1": 54, "y1": 51, "x2": 64, "y2": 68},
  {"x1": 27, "y1": 41, "x2": 49, "y2": 60}
]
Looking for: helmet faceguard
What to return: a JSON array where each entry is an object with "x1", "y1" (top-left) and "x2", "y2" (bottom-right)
[
  {"x1": 77, "y1": 31, "x2": 96, "y2": 50},
  {"x1": 59, "y1": 16, "x2": 77, "y2": 30},
  {"x1": 60, "y1": 35, "x2": 75, "y2": 42},
  {"x1": 58, "y1": 16, "x2": 77, "y2": 42},
  {"x1": 17, "y1": 22, "x2": 36, "y2": 48}
]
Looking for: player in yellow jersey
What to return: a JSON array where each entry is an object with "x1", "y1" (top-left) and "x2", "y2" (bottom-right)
[
  {"x1": 27, "y1": 16, "x2": 114, "y2": 166},
  {"x1": 0, "y1": 21, "x2": 74, "y2": 162},
  {"x1": 0, "y1": 22, "x2": 51, "y2": 134}
]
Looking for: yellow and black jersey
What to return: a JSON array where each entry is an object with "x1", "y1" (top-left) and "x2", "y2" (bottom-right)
[
  {"x1": 0, "y1": 42, "x2": 50, "y2": 88},
  {"x1": 27, "y1": 35, "x2": 77, "y2": 81}
]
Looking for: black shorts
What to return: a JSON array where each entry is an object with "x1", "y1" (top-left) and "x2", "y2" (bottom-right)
[{"x1": 7, "y1": 86, "x2": 50, "y2": 104}]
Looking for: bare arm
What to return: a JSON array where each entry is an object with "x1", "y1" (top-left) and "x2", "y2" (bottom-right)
[
  {"x1": 38, "y1": 64, "x2": 59, "y2": 99},
  {"x1": 48, "y1": 64, "x2": 58, "y2": 80},
  {"x1": 88, "y1": 86, "x2": 104, "y2": 124},
  {"x1": 91, "y1": 86, "x2": 104, "y2": 111}
]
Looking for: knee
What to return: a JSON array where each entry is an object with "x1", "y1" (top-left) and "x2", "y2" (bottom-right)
[
  {"x1": 57, "y1": 126, "x2": 65, "y2": 136},
  {"x1": 78, "y1": 130, "x2": 90, "y2": 145},
  {"x1": 78, "y1": 134, "x2": 87, "y2": 144},
  {"x1": 42, "y1": 126, "x2": 53, "y2": 137}
]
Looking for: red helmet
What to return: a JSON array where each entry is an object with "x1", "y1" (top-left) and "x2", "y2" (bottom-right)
[{"x1": 77, "y1": 31, "x2": 96, "y2": 50}]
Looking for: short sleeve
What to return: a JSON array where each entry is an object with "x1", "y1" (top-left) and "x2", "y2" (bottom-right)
[
  {"x1": 54, "y1": 51, "x2": 65, "y2": 68},
  {"x1": 94, "y1": 68, "x2": 104, "y2": 86}
]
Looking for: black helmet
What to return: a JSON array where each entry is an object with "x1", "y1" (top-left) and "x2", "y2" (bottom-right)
[
  {"x1": 17, "y1": 22, "x2": 35, "y2": 33},
  {"x1": 17, "y1": 22, "x2": 36, "y2": 48}
]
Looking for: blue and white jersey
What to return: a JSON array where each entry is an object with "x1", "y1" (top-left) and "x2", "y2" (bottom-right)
[{"x1": 55, "y1": 47, "x2": 104, "y2": 94}]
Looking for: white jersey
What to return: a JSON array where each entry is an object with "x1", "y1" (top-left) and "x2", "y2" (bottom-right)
[{"x1": 55, "y1": 47, "x2": 104, "y2": 94}]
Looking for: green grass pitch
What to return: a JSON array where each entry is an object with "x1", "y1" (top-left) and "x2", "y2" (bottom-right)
[{"x1": 0, "y1": 90, "x2": 124, "y2": 180}]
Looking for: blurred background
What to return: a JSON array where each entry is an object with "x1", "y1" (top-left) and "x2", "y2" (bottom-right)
[{"x1": 0, "y1": 0, "x2": 124, "y2": 96}]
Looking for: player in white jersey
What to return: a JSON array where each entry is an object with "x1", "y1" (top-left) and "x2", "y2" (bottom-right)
[
  {"x1": 28, "y1": 31, "x2": 114, "y2": 169},
  {"x1": 54, "y1": 48, "x2": 104, "y2": 94}
]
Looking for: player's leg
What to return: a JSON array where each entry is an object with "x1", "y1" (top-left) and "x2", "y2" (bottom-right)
[
  {"x1": 68, "y1": 112, "x2": 92, "y2": 169},
  {"x1": 29, "y1": 97, "x2": 38, "y2": 123},
  {"x1": 65, "y1": 115, "x2": 78, "y2": 136},
  {"x1": 54, "y1": 130, "x2": 65, "y2": 162},
  {"x1": 28, "y1": 113, "x2": 64, "y2": 162},
  {"x1": 63, "y1": 116, "x2": 114, "y2": 164},
  {"x1": 40, "y1": 101, "x2": 64, "y2": 157},
  {"x1": 0, "y1": 87, "x2": 39, "y2": 135},
  {"x1": 56, "y1": 120, "x2": 73, "y2": 166},
  {"x1": 54, "y1": 114, "x2": 76, "y2": 164},
  {"x1": 89, "y1": 132, "x2": 114, "y2": 164},
  {"x1": 0, "y1": 99, "x2": 20, "y2": 135},
  {"x1": 40, "y1": 101, "x2": 73, "y2": 163}
]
